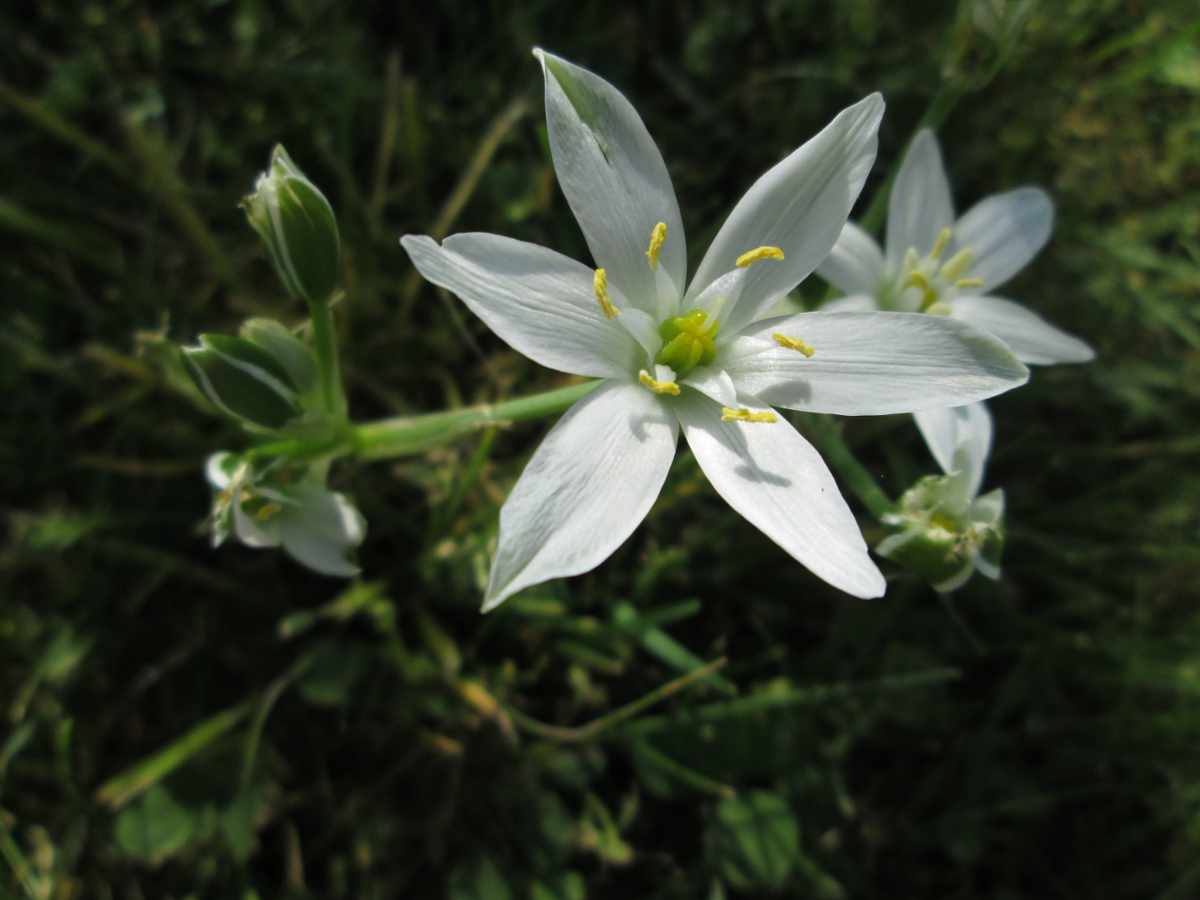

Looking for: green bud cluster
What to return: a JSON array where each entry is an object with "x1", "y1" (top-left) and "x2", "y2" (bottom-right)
[{"x1": 183, "y1": 319, "x2": 317, "y2": 431}]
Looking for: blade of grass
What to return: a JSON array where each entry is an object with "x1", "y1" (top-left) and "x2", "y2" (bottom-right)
[{"x1": 94, "y1": 698, "x2": 255, "y2": 810}]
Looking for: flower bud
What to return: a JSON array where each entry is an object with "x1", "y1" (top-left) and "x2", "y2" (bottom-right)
[
  {"x1": 243, "y1": 145, "x2": 339, "y2": 304},
  {"x1": 239, "y1": 317, "x2": 319, "y2": 397},
  {"x1": 877, "y1": 474, "x2": 1005, "y2": 593},
  {"x1": 183, "y1": 333, "x2": 301, "y2": 430}
]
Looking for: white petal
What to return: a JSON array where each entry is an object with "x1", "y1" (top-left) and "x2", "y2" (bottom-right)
[
  {"x1": 971, "y1": 550, "x2": 1001, "y2": 582},
  {"x1": 686, "y1": 94, "x2": 884, "y2": 333},
  {"x1": 932, "y1": 561, "x2": 976, "y2": 594},
  {"x1": 725, "y1": 311, "x2": 1029, "y2": 415},
  {"x1": 913, "y1": 401, "x2": 993, "y2": 478},
  {"x1": 232, "y1": 486, "x2": 281, "y2": 549},
  {"x1": 205, "y1": 452, "x2": 236, "y2": 490},
  {"x1": 820, "y1": 293, "x2": 879, "y2": 312},
  {"x1": 484, "y1": 380, "x2": 679, "y2": 611},
  {"x1": 816, "y1": 221, "x2": 886, "y2": 295},
  {"x1": 885, "y1": 129, "x2": 956, "y2": 274},
  {"x1": 681, "y1": 366, "x2": 738, "y2": 408},
  {"x1": 944, "y1": 440, "x2": 986, "y2": 514},
  {"x1": 617, "y1": 306, "x2": 661, "y2": 363},
  {"x1": 278, "y1": 488, "x2": 366, "y2": 577},
  {"x1": 674, "y1": 391, "x2": 884, "y2": 598},
  {"x1": 954, "y1": 187, "x2": 1053, "y2": 292},
  {"x1": 401, "y1": 233, "x2": 640, "y2": 379},
  {"x1": 537, "y1": 50, "x2": 686, "y2": 312},
  {"x1": 949, "y1": 295, "x2": 1094, "y2": 364},
  {"x1": 691, "y1": 267, "x2": 748, "y2": 326}
]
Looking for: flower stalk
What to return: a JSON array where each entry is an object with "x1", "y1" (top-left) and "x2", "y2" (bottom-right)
[
  {"x1": 353, "y1": 380, "x2": 601, "y2": 461},
  {"x1": 795, "y1": 413, "x2": 894, "y2": 522},
  {"x1": 307, "y1": 296, "x2": 344, "y2": 417}
]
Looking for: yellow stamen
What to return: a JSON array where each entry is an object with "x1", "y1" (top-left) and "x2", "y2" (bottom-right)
[
  {"x1": 594, "y1": 268, "x2": 619, "y2": 319},
  {"x1": 721, "y1": 407, "x2": 778, "y2": 424},
  {"x1": 906, "y1": 270, "x2": 931, "y2": 291},
  {"x1": 906, "y1": 269, "x2": 938, "y2": 307},
  {"x1": 930, "y1": 227, "x2": 952, "y2": 259},
  {"x1": 955, "y1": 277, "x2": 984, "y2": 289},
  {"x1": 940, "y1": 248, "x2": 975, "y2": 282},
  {"x1": 772, "y1": 333, "x2": 815, "y2": 357},
  {"x1": 736, "y1": 246, "x2": 785, "y2": 268},
  {"x1": 639, "y1": 369, "x2": 680, "y2": 395},
  {"x1": 646, "y1": 222, "x2": 667, "y2": 271},
  {"x1": 256, "y1": 502, "x2": 282, "y2": 520}
]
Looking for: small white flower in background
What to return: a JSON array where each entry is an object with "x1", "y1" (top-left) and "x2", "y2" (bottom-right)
[
  {"x1": 816, "y1": 128, "x2": 1093, "y2": 494},
  {"x1": 206, "y1": 453, "x2": 365, "y2": 577},
  {"x1": 402, "y1": 50, "x2": 1030, "y2": 611},
  {"x1": 877, "y1": 403, "x2": 1004, "y2": 593},
  {"x1": 816, "y1": 127, "x2": 1094, "y2": 367}
]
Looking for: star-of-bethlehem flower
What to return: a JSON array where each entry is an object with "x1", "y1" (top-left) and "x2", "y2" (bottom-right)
[
  {"x1": 877, "y1": 402, "x2": 1005, "y2": 593},
  {"x1": 206, "y1": 452, "x2": 366, "y2": 577},
  {"x1": 402, "y1": 51, "x2": 1029, "y2": 611},
  {"x1": 815, "y1": 127, "x2": 1094, "y2": 461}
]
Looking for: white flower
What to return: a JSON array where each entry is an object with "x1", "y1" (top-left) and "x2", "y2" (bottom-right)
[
  {"x1": 816, "y1": 129, "x2": 1093, "y2": 512},
  {"x1": 877, "y1": 403, "x2": 1004, "y2": 592},
  {"x1": 401, "y1": 51, "x2": 1029, "y2": 611},
  {"x1": 206, "y1": 452, "x2": 365, "y2": 577},
  {"x1": 816, "y1": 127, "x2": 1094, "y2": 366}
]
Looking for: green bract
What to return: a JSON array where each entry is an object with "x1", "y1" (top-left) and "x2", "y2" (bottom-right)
[
  {"x1": 183, "y1": 333, "x2": 301, "y2": 430},
  {"x1": 243, "y1": 145, "x2": 340, "y2": 305}
]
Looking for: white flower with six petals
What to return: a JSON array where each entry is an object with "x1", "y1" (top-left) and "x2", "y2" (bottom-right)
[
  {"x1": 816, "y1": 128, "x2": 1093, "y2": 488},
  {"x1": 402, "y1": 51, "x2": 1029, "y2": 611}
]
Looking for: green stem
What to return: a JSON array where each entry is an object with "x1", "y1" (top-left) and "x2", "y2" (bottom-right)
[
  {"x1": 354, "y1": 379, "x2": 601, "y2": 461},
  {"x1": 797, "y1": 413, "x2": 894, "y2": 521},
  {"x1": 307, "y1": 297, "x2": 344, "y2": 417},
  {"x1": 858, "y1": 83, "x2": 969, "y2": 237},
  {"x1": 506, "y1": 656, "x2": 727, "y2": 743}
]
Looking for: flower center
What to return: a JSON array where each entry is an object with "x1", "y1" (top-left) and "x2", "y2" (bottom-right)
[
  {"x1": 655, "y1": 308, "x2": 720, "y2": 378},
  {"x1": 884, "y1": 228, "x2": 983, "y2": 314}
]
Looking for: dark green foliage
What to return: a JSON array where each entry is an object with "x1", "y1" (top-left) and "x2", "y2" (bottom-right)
[{"x1": 2, "y1": 0, "x2": 1199, "y2": 898}]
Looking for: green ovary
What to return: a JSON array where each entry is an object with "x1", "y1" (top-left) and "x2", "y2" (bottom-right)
[{"x1": 655, "y1": 309, "x2": 720, "y2": 378}]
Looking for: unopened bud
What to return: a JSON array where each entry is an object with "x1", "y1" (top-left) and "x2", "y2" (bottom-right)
[
  {"x1": 183, "y1": 333, "x2": 301, "y2": 429},
  {"x1": 243, "y1": 145, "x2": 339, "y2": 304},
  {"x1": 239, "y1": 318, "x2": 318, "y2": 397}
]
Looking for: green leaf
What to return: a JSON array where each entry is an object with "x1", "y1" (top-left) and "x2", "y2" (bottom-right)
[
  {"x1": 706, "y1": 790, "x2": 802, "y2": 890},
  {"x1": 114, "y1": 784, "x2": 200, "y2": 865},
  {"x1": 294, "y1": 639, "x2": 375, "y2": 707},
  {"x1": 448, "y1": 854, "x2": 511, "y2": 900}
]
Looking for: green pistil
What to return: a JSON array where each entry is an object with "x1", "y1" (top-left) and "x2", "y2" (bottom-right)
[{"x1": 655, "y1": 309, "x2": 720, "y2": 378}]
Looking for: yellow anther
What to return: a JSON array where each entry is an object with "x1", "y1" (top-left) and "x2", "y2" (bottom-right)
[
  {"x1": 772, "y1": 333, "x2": 815, "y2": 357},
  {"x1": 940, "y1": 248, "x2": 975, "y2": 282},
  {"x1": 594, "y1": 268, "x2": 619, "y2": 319},
  {"x1": 906, "y1": 270, "x2": 931, "y2": 291},
  {"x1": 955, "y1": 277, "x2": 984, "y2": 289},
  {"x1": 256, "y1": 502, "x2": 282, "y2": 520},
  {"x1": 721, "y1": 407, "x2": 778, "y2": 424},
  {"x1": 930, "y1": 227, "x2": 952, "y2": 259},
  {"x1": 736, "y1": 246, "x2": 786, "y2": 268},
  {"x1": 646, "y1": 222, "x2": 667, "y2": 271},
  {"x1": 639, "y1": 369, "x2": 680, "y2": 395}
]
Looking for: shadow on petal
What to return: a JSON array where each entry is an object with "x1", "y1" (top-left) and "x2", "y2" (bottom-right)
[{"x1": 734, "y1": 464, "x2": 791, "y2": 487}]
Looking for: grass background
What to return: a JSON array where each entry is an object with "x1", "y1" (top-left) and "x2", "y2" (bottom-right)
[{"x1": 2, "y1": 0, "x2": 1200, "y2": 897}]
